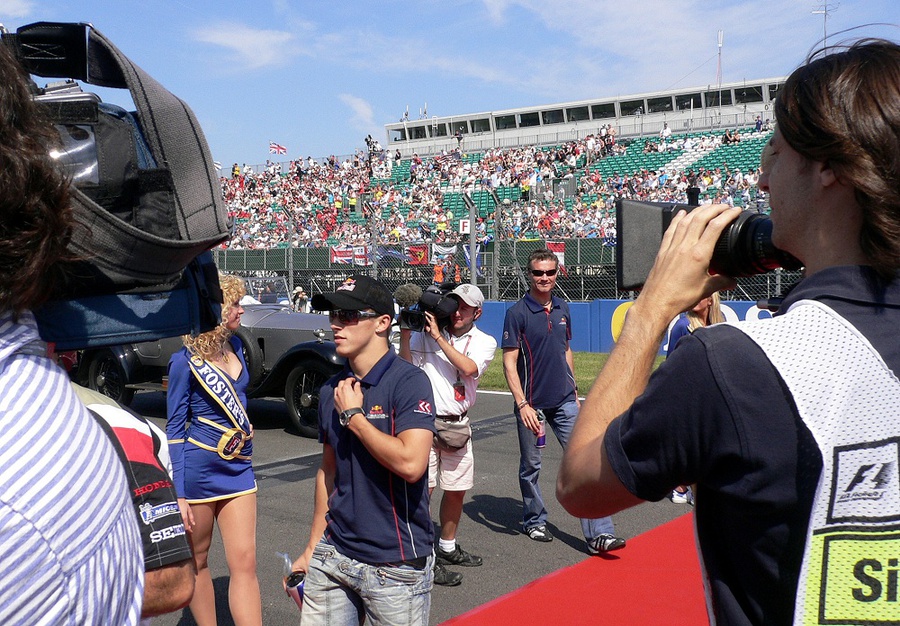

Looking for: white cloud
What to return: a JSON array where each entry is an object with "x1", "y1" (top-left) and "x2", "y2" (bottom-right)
[
  {"x1": 471, "y1": 0, "x2": 849, "y2": 99},
  {"x1": 339, "y1": 93, "x2": 379, "y2": 135},
  {"x1": 0, "y1": 0, "x2": 35, "y2": 19},
  {"x1": 192, "y1": 22, "x2": 301, "y2": 70},
  {"x1": 480, "y1": 0, "x2": 513, "y2": 24}
]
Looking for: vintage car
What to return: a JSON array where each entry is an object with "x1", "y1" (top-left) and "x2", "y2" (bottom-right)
[{"x1": 72, "y1": 278, "x2": 345, "y2": 438}]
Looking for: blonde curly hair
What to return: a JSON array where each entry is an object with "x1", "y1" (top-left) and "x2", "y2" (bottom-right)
[{"x1": 182, "y1": 274, "x2": 246, "y2": 361}]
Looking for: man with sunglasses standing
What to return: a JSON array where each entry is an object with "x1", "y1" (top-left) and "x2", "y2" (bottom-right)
[
  {"x1": 502, "y1": 249, "x2": 625, "y2": 553},
  {"x1": 293, "y1": 275, "x2": 436, "y2": 626}
]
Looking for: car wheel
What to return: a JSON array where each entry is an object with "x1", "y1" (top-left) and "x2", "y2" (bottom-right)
[
  {"x1": 87, "y1": 351, "x2": 135, "y2": 406},
  {"x1": 285, "y1": 358, "x2": 339, "y2": 438},
  {"x1": 234, "y1": 328, "x2": 263, "y2": 387}
]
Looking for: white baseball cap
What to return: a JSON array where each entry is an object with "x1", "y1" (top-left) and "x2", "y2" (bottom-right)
[{"x1": 450, "y1": 284, "x2": 484, "y2": 308}]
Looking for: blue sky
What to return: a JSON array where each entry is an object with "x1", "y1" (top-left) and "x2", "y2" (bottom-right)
[{"x1": 2, "y1": 1, "x2": 895, "y2": 169}]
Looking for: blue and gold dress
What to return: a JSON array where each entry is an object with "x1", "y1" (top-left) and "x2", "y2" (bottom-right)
[{"x1": 166, "y1": 336, "x2": 256, "y2": 502}]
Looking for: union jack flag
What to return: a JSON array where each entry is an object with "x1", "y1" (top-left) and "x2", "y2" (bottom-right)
[{"x1": 268, "y1": 141, "x2": 287, "y2": 155}]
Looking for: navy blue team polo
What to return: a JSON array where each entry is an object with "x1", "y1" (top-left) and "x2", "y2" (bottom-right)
[
  {"x1": 318, "y1": 349, "x2": 436, "y2": 565},
  {"x1": 604, "y1": 265, "x2": 900, "y2": 624},
  {"x1": 502, "y1": 291, "x2": 577, "y2": 409}
]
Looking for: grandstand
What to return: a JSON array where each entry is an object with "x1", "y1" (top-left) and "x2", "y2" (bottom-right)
[
  {"x1": 219, "y1": 76, "x2": 791, "y2": 302},
  {"x1": 223, "y1": 125, "x2": 772, "y2": 248}
]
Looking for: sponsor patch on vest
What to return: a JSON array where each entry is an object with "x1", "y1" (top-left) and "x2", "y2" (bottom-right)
[
  {"x1": 802, "y1": 530, "x2": 900, "y2": 624},
  {"x1": 800, "y1": 438, "x2": 900, "y2": 624},
  {"x1": 139, "y1": 501, "x2": 181, "y2": 525},
  {"x1": 829, "y1": 439, "x2": 900, "y2": 524}
]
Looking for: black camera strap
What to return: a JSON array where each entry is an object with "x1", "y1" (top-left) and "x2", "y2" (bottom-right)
[
  {"x1": 3, "y1": 22, "x2": 229, "y2": 348},
  {"x1": 5, "y1": 22, "x2": 230, "y2": 290}
]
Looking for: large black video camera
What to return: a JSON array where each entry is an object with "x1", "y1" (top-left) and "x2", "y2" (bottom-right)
[
  {"x1": 395, "y1": 283, "x2": 459, "y2": 332},
  {"x1": 1, "y1": 21, "x2": 230, "y2": 349},
  {"x1": 615, "y1": 199, "x2": 802, "y2": 290}
]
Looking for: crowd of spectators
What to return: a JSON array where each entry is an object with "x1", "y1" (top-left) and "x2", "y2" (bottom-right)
[{"x1": 220, "y1": 124, "x2": 767, "y2": 250}]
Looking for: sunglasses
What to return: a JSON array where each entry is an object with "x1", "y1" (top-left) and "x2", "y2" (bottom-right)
[
  {"x1": 530, "y1": 268, "x2": 558, "y2": 277},
  {"x1": 328, "y1": 309, "x2": 381, "y2": 324}
]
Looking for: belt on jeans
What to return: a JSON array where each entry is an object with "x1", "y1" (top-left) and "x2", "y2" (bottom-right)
[
  {"x1": 377, "y1": 555, "x2": 429, "y2": 570},
  {"x1": 437, "y1": 412, "x2": 467, "y2": 423}
]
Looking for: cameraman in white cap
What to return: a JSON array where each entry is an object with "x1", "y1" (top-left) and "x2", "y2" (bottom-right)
[{"x1": 400, "y1": 283, "x2": 496, "y2": 586}]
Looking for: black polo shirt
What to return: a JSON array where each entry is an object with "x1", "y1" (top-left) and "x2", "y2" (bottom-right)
[
  {"x1": 501, "y1": 292, "x2": 577, "y2": 409},
  {"x1": 605, "y1": 266, "x2": 900, "y2": 625}
]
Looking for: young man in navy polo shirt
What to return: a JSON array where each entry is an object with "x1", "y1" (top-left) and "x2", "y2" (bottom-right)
[
  {"x1": 293, "y1": 275, "x2": 436, "y2": 626},
  {"x1": 502, "y1": 249, "x2": 625, "y2": 553}
]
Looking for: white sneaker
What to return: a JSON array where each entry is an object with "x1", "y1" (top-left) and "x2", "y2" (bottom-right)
[{"x1": 669, "y1": 488, "x2": 693, "y2": 505}]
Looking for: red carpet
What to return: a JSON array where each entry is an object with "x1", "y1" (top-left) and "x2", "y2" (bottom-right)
[{"x1": 441, "y1": 513, "x2": 708, "y2": 626}]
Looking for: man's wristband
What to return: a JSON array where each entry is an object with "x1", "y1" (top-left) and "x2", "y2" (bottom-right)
[{"x1": 516, "y1": 399, "x2": 529, "y2": 410}]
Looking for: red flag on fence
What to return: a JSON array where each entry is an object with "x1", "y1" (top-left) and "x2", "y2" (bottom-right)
[
  {"x1": 330, "y1": 246, "x2": 352, "y2": 264},
  {"x1": 547, "y1": 241, "x2": 568, "y2": 277},
  {"x1": 407, "y1": 244, "x2": 429, "y2": 265},
  {"x1": 353, "y1": 246, "x2": 372, "y2": 266}
]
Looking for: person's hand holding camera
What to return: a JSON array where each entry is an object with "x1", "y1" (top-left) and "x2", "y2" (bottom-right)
[
  {"x1": 636, "y1": 204, "x2": 740, "y2": 325},
  {"x1": 423, "y1": 311, "x2": 442, "y2": 342}
]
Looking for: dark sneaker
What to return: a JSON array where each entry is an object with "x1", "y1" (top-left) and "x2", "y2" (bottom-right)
[
  {"x1": 433, "y1": 562, "x2": 463, "y2": 586},
  {"x1": 587, "y1": 533, "x2": 626, "y2": 554},
  {"x1": 525, "y1": 525, "x2": 553, "y2": 542},
  {"x1": 437, "y1": 543, "x2": 483, "y2": 567}
]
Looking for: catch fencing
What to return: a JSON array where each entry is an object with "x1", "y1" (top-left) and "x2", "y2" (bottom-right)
[{"x1": 213, "y1": 240, "x2": 800, "y2": 304}]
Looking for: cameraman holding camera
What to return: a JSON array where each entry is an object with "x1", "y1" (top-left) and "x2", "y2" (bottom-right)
[
  {"x1": 400, "y1": 284, "x2": 496, "y2": 587},
  {"x1": 558, "y1": 39, "x2": 900, "y2": 625},
  {"x1": 0, "y1": 43, "x2": 144, "y2": 623}
]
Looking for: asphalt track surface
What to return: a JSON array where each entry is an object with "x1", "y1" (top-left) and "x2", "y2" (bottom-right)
[{"x1": 140, "y1": 389, "x2": 687, "y2": 625}]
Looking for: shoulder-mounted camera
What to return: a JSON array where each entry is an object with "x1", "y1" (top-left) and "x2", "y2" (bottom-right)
[
  {"x1": 398, "y1": 283, "x2": 459, "y2": 332},
  {"x1": 0, "y1": 21, "x2": 231, "y2": 349}
]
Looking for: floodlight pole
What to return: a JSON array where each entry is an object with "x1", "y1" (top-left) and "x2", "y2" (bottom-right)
[
  {"x1": 717, "y1": 30, "x2": 724, "y2": 120},
  {"x1": 812, "y1": 3, "x2": 839, "y2": 47}
]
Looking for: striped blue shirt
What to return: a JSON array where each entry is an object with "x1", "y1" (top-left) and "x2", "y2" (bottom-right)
[{"x1": 0, "y1": 312, "x2": 143, "y2": 624}]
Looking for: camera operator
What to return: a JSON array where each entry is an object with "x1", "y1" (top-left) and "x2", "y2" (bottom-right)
[
  {"x1": 558, "y1": 39, "x2": 900, "y2": 625},
  {"x1": 0, "y1": 43, "x2": 143, "y2": 622},
  {"x1": 399, "y1": 284, "x2": 496, "y2": 587}
]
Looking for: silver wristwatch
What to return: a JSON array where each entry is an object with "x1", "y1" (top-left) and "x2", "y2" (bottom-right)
[{"x1": 340, "y1": 407, "x2": 364, "y2": 427}]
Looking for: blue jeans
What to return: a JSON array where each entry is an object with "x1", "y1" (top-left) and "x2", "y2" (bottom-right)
[
  {"x1": 301, "y1": 540, "x2": 433, "y2": 626},
  {"x1": 515, "y1": 400, "x2": 615, "y2": 541}
]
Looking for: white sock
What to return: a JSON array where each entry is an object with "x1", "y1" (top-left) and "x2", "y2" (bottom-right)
[{"x1": 439, "y1": 538, "x2": 457, "y2": 553}]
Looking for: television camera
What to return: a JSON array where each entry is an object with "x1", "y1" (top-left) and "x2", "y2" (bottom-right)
[{"x1": 393, "y1": 282, "x2": 459, "y2": 333}]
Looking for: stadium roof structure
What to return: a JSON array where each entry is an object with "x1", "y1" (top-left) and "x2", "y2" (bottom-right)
[{"x1": 385, "y1": 76, "x2": 787, "y2": 158}]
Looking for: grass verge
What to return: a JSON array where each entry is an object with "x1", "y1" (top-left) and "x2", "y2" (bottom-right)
[{"x1": 479, "y1": 350, "x2": 665, "y2": 394}]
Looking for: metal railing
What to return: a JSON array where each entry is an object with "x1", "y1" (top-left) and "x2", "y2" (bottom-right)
[{"x1": 212, "y1": 242, "x2": 800, "y2": 304}]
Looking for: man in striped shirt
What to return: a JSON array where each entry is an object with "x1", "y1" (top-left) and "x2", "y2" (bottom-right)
[{"x1": 0, "y1": 44, "x2": 144, "y2": 624}]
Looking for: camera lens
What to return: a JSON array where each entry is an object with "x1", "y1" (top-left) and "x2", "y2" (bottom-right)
[
  {"x1": 709, "y1": 211, "x2": 802, "y2": 277},
  {"x1": 400, "y1": 309, "x2": 426, "y2": 332}
]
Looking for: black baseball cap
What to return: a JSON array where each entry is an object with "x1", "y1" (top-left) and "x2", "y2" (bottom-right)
[{"x1": 312, "y1": 275, "x2": 395, "y2": 317}]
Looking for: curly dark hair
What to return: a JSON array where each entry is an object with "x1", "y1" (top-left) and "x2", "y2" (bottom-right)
[
  {"x1": 0, "y1": 44, "x2": 73, "y2": 314},
  {"x1": 775, "y1": 38, "x2": 900, "y2": 280}
]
